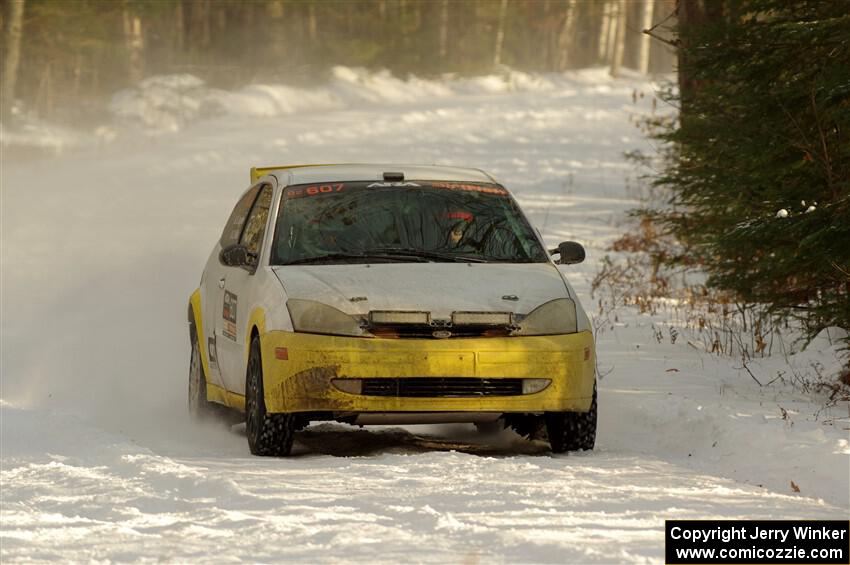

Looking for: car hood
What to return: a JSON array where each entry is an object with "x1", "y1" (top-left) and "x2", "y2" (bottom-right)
[{"x1": 272, "y1": 263, "x2": 570, "y2": 317}]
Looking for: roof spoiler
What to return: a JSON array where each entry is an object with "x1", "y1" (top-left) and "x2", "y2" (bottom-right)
[{"x1": 250, "y1": 164, "x2": 335, "y2": 184}]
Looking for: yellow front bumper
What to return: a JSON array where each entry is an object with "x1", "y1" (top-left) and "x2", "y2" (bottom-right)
[{"x1": 260, "y1": 331, "x2": 595, "y2": 414}]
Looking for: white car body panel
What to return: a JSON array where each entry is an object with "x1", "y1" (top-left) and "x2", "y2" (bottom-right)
[
  {"x1": 199, "y1": 246, "x2": 227, "y2": 389},
  {"x1": 218, "y1": 267, "x2": 288, "y2": 393},
  {"x1": 272, "y1": 263, "x2": 571, "y2": 319}
]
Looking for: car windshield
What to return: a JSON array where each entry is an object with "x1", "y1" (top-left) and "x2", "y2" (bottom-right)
[{"x1": 271, "y1": 180, "x2": 548, "y2": 265}]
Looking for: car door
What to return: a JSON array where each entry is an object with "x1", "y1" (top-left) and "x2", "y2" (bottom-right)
[
  {"x1": 205, "y1": 184, "x2": 261, "y2": 391},
  {"x1": 217, "y1": 183, "x2": 274, "y2": 393},
  {"x1": 200, "y1": 252, "x2": 227, "y2": 390}
]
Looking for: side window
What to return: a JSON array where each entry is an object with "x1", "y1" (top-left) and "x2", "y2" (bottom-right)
[
  {"x1": 240, "y1": 185, "x2": 273, "y2": 256},
  {"x1": 221, "y1": 185, "x2": 260, "y2": 248}
]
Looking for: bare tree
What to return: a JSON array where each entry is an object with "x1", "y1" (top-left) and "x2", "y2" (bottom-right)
[
  {"x1": 610, "y1": 0, "x2": 627, "y2": 76},
  {"x1": 597, "y1": 1, "x2": 614, "y2": 64},
  {"x1": 605, "y1": 0, "x2": 620, "y2": 64},
  {"x1": 439, "y1": 0, "x2": 449, "y2": 59},
  {"x1": 637, "y1": 0, "x2": 655, "y2": 73},
  {"x1": 493, "y1": 0, "x2": 508, "y2": 66},
  {"x1": 542, "y1": 0, "x2": 557, "y2": 70},
  {"x1": 174, "y1": 1, "x2": 185, "y2": 52},
  {"x1": 555, "y1": 0, "x2": 578, "y2": 71},
  {"x1": 308, "y1": 3, "x2": 317, "y2": 43},
  {"x1": 2, "y1": 0, "x2": 25, "y2": 123},
  {"x1": 123, "y1": 2, "x2": 145, "y2": 84},
  {"x1": 191, "y1": 0, "x2": 212, "y2": 49}
]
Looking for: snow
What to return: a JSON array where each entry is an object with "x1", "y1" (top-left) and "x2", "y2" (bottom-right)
[
  {"x1": 2, "y1": 403, "x2": 844, "y2": 563},
  {"x1": 2, "y1": 67, "x2": 848, "y2": 563},
  {"x1": 104, "y1": 67, "x2": 570, "y2": 136}
]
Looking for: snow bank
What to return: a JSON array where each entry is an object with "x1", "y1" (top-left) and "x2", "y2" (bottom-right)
[
  {"x1": 104, "y1": 66, "x2": 626, "y2": 134},
  {"x1": 4, "y1": 66, "x2": 642, "y2": 147},
  {"x1": 109, "y1": 74, "x2": 211, "y2": 132},
  {"x1": 0, "y1": 117, "x2": 91, "y2": 152}
]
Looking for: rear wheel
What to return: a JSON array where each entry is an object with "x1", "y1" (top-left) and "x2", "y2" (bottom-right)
[
  {"x1": 545, "y1": 382, "x2": 597, "y2": 453},
  {"x1": 188, "y1": 326, "x2": 214, "y2": 420},
  {"x1": 245, "y1": 335, "x2": 296, "y2": 456}
]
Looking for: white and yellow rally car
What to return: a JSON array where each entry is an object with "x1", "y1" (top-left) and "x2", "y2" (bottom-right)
[{"x1": 188, "y1": 164, "x2": 596, "y2": 456}]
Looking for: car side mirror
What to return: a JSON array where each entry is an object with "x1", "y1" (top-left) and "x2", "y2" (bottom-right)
[
  {"x1": 219, "y1": 243, "x2": 250, "y2": 267},
  {"x1": 551, "y1": 241, "x2": 586, "y2": 265}
]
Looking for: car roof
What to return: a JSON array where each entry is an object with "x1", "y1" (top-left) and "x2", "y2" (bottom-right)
[{"x1": 260, "y1": 164, "x2": 498, "y2": 186}]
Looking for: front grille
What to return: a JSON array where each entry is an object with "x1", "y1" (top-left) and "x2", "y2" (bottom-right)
[
  {"x1": 369, "y1": 324, "x2": 512, "y2": 339},
  {"x1": 361, "y1": 377, "x2": 523, "y2": 397}
]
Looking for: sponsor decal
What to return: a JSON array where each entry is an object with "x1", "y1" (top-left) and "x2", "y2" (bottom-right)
[
  {"x1": 285, "y1": 183, "x2": 345, "y2": 199},
  {"x1": 207, "y1": 336, "x2": 219, "y2": 372},
  {"x1": 430, "y1": 182, "x2": 507, "y2": 195},
  {"x1": 223, "y1": 291, "x2": 238, "y2": 341},
  {"x1": 366, "y1": 181, "x2": 422, "y2": 188}
]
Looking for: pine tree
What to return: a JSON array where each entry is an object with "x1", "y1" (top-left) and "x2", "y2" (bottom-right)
[{"x1": 648, "y1": 0, "x2": 850, "y2": 346}]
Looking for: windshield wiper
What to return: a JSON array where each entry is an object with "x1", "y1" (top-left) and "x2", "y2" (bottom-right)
[
  {"x1": 281, "y1": 252, "x2": 428, "y2": 265},
  {"x1": 369, "y1": 247, "x2": 487, "y2": 263}
]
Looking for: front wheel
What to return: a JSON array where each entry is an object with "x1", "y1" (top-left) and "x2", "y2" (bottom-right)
[
  {"x1": 545, "y1": 383, "x2": 597, "y2": 453},
  {"x1": 245, "y1": 335, "x2": 296, "y2": 456}
]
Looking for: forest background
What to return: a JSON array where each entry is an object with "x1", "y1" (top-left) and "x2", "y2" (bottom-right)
[{"x1": 1, "y1": 0, "x2": 674, "y2": 125}]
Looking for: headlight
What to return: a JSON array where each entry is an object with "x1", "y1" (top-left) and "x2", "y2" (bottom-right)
[
  {"x1": 512, "y1": 298, "x2": 578, "y2": 336},
  {"x1": 286, "y1": 299, "x2": 370, "y2": 337}
]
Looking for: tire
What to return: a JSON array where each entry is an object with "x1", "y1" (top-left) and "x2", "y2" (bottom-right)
[
  {"x1": 245, "y1": 335, "x2": 296, "y2": 456},
  {"x1": 188, "y1": 326, "x2": 215, "y2": 420},
  {"x1": 545, "y1": 382, "x2": 597, "y2": 453}
]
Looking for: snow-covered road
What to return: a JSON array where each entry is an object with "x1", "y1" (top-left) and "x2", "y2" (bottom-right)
[
  {"x1": 2, "y1": 68, "x2": 848, "y2": 563},
  {"x1": 2, "y1": 402, "x2": 844, "y2": 563}
]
